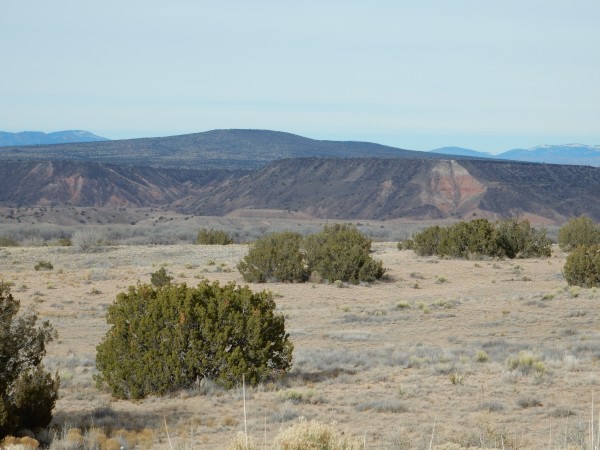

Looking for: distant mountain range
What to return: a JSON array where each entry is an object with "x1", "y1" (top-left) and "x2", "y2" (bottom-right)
[
  {"x1": 432, "y1": 144, "x2": 600, "y2": 167},
  {"x1": 0, "y1": 129, "x2": 598, "y2": 223},
  {"x1": 0, "y1": 130, "x2": 109, "y2": 146},
  {"x1": 1, "y1": 129, "x2": 597, "y2": 167},
  {"x1": 0, "y1": 129, "x2": 474, "y2": 170}
]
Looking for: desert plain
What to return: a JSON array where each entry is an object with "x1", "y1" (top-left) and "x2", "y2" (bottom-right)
[{"x1": 1, "y1": 226, "x2": 599, "y2": 449}]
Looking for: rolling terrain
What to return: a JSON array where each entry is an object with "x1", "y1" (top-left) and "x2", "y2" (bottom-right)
[
  {"x1": 0, "y1": 129, "x2": 473, "y2": 170},
  {"x1": 0, "y1": 158, "x2": 598, "y2": 223},
  {"x1": 433, "y1": 144, "x2": 600, "y2": 167},
  {"x1": 0, "y1": 130, "x2": 108, "y2": 146}
]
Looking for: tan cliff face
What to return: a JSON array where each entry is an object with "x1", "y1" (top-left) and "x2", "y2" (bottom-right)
[{"x1": 420, "y1": 160, "x2": 487, "y2": 215}]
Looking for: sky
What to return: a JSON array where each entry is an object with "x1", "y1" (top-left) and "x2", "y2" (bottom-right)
[{"x1": 1, "y1": 1, "x2": 599, "y2": 153}]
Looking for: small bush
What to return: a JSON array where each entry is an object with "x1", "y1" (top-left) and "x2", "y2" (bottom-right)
[
  {"x1": 150, "y1": 267, "x2": 173, "y2": 287},
  {"x1": 412, "y1": 225, "x2": 446, "y2": 256},
  {"x1": 95, "y1": 281, "x2": 293, "y2": 399},
  {"x1": 304, "y1": 224, "x2": 385, "y2": 284},
  {"x1": 72, "y1": 229, "x2": 108, "y2": 251},
  {"x1": 563, "y1": 244, "x2": 600, "y2": 287},
  {"x1": 34, "y1": 260, "x2": 54, "y2": 271},
  {"x1": 558, "y1": 216, "x2": 600, "y2": 251},
  {"x1": 411, "y1": 218, "x2": 551, "y2": 259},
  {"x1": 474, "y1": 350, "x2": 489, "y2": 363},
  {"x1": 271, "y1": 417, "x2": 363, "y2": 450},
  {"x1": 237, "y1": 225, "x2": 385, "y2": 285},
  {"x1": 0, "y1": 283, "x2": 59, "y2": 439},
  {"x1": 1, "y1": 436, "x2": 40, "y2": 448},
  {"x1": 495, "y1": 218, "x2": 552, "y2": 258},
  {"x1": 0, "y1": 235, "x2": 19, "y2": 247},
  {"x1": 196, "y1": 228, "x2": 234, "y2": 245},
  {"x1": 397, "y1": 240, "x2": 414, "y2": 250},
  {"x1": 237, "y1": 232, "x2": 308, "y2": 283},
  {"x1": 517, "y1": 397, "x2": 543, "y2": 408},
  {"x1": 55, "y1": 238, "x2": 72, "y2": 247},
  {"x1": 506, "y1": 350, "x2": 546, "y2": 376}
]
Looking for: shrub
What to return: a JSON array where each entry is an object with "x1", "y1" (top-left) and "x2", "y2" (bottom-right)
[
  {"x1": 237, "y1": 226, "x2": 385, "y2": 285},
  {"x1": 237, "y1": 232, "x2": 308, "y2": 283},
  {"x1": 558, "y1": 216, "x2": 600, "y2": 251},
  {"x1": 34, "y1": 260, "x2": 54, "y2": 271},
  {"x1": 0, "y1": 283, "x2": 59, "y2": 439},
  {"x1": 196, "y1": 228, "x2": 234, "y2": 245},
  {"x1": 494, "y1": 218, "x2": 552, "y2": 258},
  {"x1": 150, "y1": 267, "x2": 172, "y2": 287},
  {"x1": 55, "y1": 238, "x2": 72, "y2": 247},
  {"x1": 396, "y1": 240, "x2": 414, "y2": 251},
  {"x1": 506, "y1": 350, "x2": 546, "y2": 376},
  {"x1": 271, "y1": 417, "x2": 363, "y2": 450},
  {"x1": 95, "y1": 281, "x2": 293, "y2": 399},
  {"x1": 0, "y1": 235, "x2": 19, "y2": 247},
  {"x1": 412, "y1": 225, "x2": 446, "y2": 256},
  {"x1": 563, "y1": 244, "x2": 600, "y2": 287},
  {"x1": 304, "y1": 224, "x2": 385, "y2": 284},
  {"x1": 438, "y1": 219, "x2": 500, "y2": 258},
  {"x1": 71, "y1": 229, "x2": 107, "y2": 252},
  {"x1": 411, "y1": 219, "x2": 551, "y2": 259}
]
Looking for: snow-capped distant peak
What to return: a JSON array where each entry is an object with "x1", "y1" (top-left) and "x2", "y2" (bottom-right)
[{"x1": 530, "y1": 143, "x2": 593, "y2": 151}]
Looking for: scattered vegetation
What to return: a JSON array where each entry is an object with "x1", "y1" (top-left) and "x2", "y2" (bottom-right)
[
  {"x1": 563, "y1": 244, "x2": 600, "y2": 287},
  {"x1": 506, "y1": 350, "x2": 546, "y2": 376},
  {"x1": 238, "y1": 225, "x2": 385, "y2": 284},
  {"x1": 72, "y1": 229, "x2": 108, "y2": 251},
  {"x1": 302, "y1": 224, "x2": 385, "y2": 284},
  {"x1": 95, "y1": 281, "x2": 293, "y2": 399},
  {"x1": 410, "y1": 218, "x2": 552, "y2": 259},
  {"x1": 517, "y1": 396, "x2": 543, "y2": 408},
  {"x1": 150, "y1": 267, "x2": 173, "y2": 287},
  {"x1": 558, "y1": 215, "x2": 600, "y2": 251},
  {"x1": 0, "y1": 282, "x2": 59, "y2": 439},
  {"x1": 270, "y1": 417, "x2": 363, "y2": 450},
  {"x1": 0, "y1": 235, "x2": 19, "y2": 247},
  {"x1": 196, "y1": 228, "x2": 235, "y2": 245},
  {"x1": 474, "y1": 350, "x2": 489, "y2": 363},
  {"x1": 34, "y1": 260, "x2": 54, "y2": 271},
  {"x1": 237, "y1": 232, "x2": 308, "y2": 283}
]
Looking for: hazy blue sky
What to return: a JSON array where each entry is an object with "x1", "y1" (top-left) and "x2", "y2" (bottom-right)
[{"x1": 1, "y1": 1, "x2": 599, "y2": 152}]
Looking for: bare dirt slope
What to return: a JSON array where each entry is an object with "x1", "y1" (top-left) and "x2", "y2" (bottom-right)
[{"x1": 1, "y1": 243, "x2": 598, "y2": 448}]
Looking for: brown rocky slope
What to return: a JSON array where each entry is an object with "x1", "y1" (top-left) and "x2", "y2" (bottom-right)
[
  {"x1": 0, "y1": 158, "x2": 598, "y2": 223},
  {"x1": 186, "y1": 157, "x2": 600, "y2": 222}
]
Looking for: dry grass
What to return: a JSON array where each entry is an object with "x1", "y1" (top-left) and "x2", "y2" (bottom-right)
[{"x1": 1, "y1": 241, "x2": 599, "y2": 448}]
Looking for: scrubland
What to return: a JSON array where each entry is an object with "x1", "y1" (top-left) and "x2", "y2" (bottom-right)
[{"x1": 0, "y1": 238, "x2": 598, "y2": 449}]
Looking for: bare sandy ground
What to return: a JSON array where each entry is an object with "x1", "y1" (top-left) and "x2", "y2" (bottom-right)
[{"x1": 1, "y1": 243, "x2": 598, "y2": 448}]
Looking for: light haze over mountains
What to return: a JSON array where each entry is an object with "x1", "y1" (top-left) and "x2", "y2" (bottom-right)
[
  {"x1": 432, "y1": 144, "x2": 600, "y2": 167},
  {"x1": 0, "y1": 130, "x2": 108, "y2": 146},
  {"x1": 1, "y1": 129, "x2": 598, "y2": 167}
]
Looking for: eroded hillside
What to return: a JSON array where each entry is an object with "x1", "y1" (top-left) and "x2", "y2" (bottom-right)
[{"x1": 1, "y1": 158, "x2": 599, "y2": 223}]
